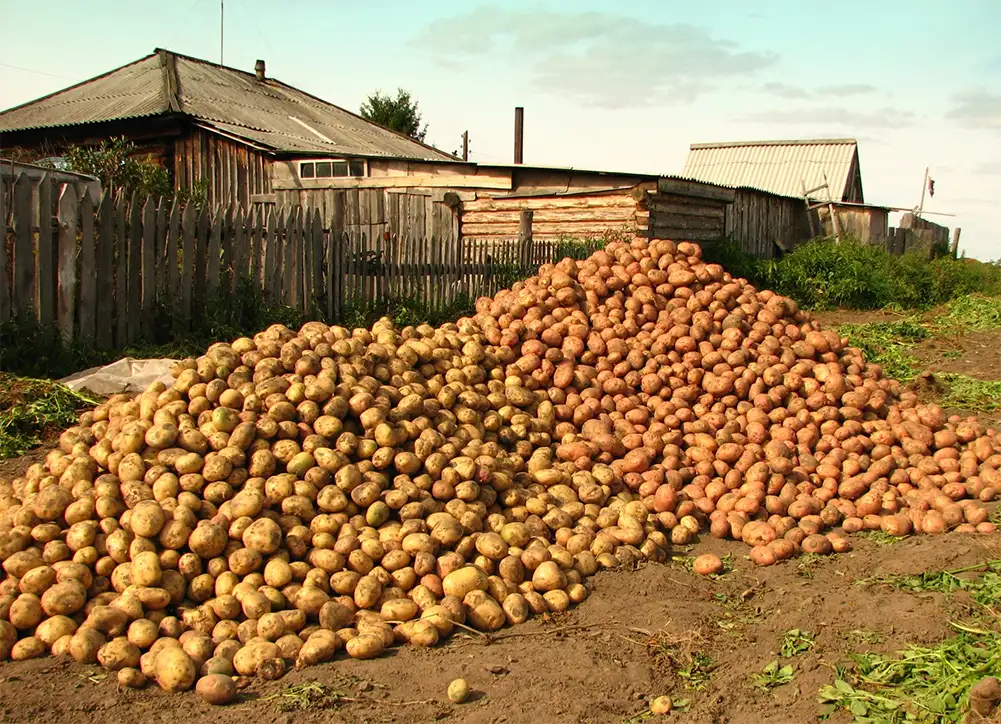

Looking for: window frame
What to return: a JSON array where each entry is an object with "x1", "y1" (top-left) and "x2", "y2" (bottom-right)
[{"x1": 298, "y1": 158, "x2": 367, "y2": 179}]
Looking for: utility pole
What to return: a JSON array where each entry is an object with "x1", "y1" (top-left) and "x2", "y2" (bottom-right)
[
  {"x1": 220, "y1": 0, "x2": 224, "y2": 64},
  {"x1": 461, "y1": 131, "x2": 469, "y2": 162}
]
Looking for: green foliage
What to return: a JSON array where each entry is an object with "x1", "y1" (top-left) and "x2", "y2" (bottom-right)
[
  {"x1": 855, "y1": 560, "x2": 1001, "y2": 608},
  {"x1": 818, "y1": 632, "x2": 1001, "y2": 722},
  {"x1": 751, "y1": 660, "x2": 795, "y2": 691},
  {"x1": 780, "y1": 630, "x2": 815, "y2": 658},
  {"x1": 63, "y1": 137, "x2": 172, "y2": 201},
  {"x1": 702, "y1": 237, "x2": 1001, "y2": 311},
  {"x1": 835, "y1": 320, "x2": 927, "y2": 381},
  {"x1": 0, "y1": 374, "x2": 98, "y2": 458},
  {"x1": 677, "y1": 652, "x2": 716, "y2": 691},
  {"x1": 359, "y1": 88, "x2": 428, "y2": 142},
  {"x1": 552, "y1": 229, "x2": 630, "y2": 261}
]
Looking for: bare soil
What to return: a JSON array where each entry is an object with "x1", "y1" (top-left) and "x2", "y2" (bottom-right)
[{"x1": 1, "y1": 310, "x2": 999, "y2": 723}]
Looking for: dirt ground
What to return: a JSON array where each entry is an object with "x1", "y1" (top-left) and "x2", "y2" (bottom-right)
[{"x1": 1, "y1": 308, "x2": 999, "y2": 724}]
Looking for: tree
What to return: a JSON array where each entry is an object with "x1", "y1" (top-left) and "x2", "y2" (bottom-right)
[{"x1": 360, "y1": 88, "x2": 428, "y2": 142}]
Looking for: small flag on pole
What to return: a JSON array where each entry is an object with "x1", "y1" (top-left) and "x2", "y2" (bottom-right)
[{"x1": 928, "y1": 177, "x2": 935, "y2": 198}]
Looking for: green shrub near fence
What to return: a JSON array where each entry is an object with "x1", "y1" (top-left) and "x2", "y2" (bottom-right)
[{"x1": 703, "y1": 237, "x2": 1001, "y2": 310}]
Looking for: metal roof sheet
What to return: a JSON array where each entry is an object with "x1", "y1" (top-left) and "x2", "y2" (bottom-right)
[
  {"x1": 0, "y1": 50, "x2": 454, "y2": 162},
  {"x1": 682, "y1": 139, "x2": 858, "y2": 201}
]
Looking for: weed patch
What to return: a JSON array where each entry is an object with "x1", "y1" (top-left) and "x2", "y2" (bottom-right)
[
  {"x1": 935, "y1": 294, "x2": 1001, "y2": 332},
  {"x1": 780, "y1": 630, "x2": 815, "y2": 658},
  {"x1": 0, "y1": 375, "x2": 99, "y2": 458},
  {"x1": 818, "y1": 632, "x2": 1001, "y2": 722},
  {"x1": 752, "y1": 660, "x2": 795, "y2": 691},
  {"x1": 937, "y1": 374, "x2": 1001, "y2": 413},
  {"x1": 836, "y1": 320, "x2": 928, "y2": 380}
]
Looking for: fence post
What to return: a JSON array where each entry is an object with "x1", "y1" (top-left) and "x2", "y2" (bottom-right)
[
  {"x1": 950, "y1": 228, "x2": 962, "y2": 257},
  {"x1": 518, "y1": 209, "x2": 534, "y2": 273},
  {"x1": 12, "y1": 173, "x2": 35, "y2": 319},
  {"x1": 37, "y1": 174, "x2": 56, "y2": 327}
]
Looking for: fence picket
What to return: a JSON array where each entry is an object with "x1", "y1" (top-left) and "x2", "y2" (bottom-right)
[
  {"x1": 37, "y1": 175, "x2": 56, "y2": 326},
  {"x1": 95, "y1": 193, "x2": 114, "y2": 348},
  {"x1": 0, "y1": 179, "x2": 7, "y2": 324},
  {"x1": 125, "y1": 192, "x2": 143, "y2": 344},
  {"x1": 113, "y1": 195, "x2": 128, "y2": 345},
  {"x1": 154, "y1": 199, "x2": 167, "y2": 304},
  {"x1": 221, "y1": 203, "x2": 235, "y2": 294},
  {"x1": 166, "y1": 201, "x2": 180, "y2": 306},
  {"x1": 194, "y1": 206, "x2": 210, "y2": 314},
  {"x1": 264, "y1": 209, "x2": 278, "y2": 300},
  {"x1": 181, "y1": 203, "x2": 196, "y2": 331},
  {"x1": 11, "y1": 174, "x2": 34, "y2": 319},
  {"x1": 311, "y1": 208, "x2": 323, "y2": 313},
  {"x1": 141, "y1": 198, "x2": 156, "y2": 338},
  {"x1": 207, "y1": 207, "x2": 222, "y2": 296},
  {"x1": 250, "y1": 208, "x2": 262, "y2": 288},
  {"x1": 56, "y1": 184, "x2": 79, "y2": 340},
  {"x1": 78, "y1": 191, "x2": 96, "y2": 342}
]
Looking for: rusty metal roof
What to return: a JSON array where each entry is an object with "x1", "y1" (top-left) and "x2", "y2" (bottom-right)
[
  {"x1": 682, "y1": 139, "x2": 860, "y2": 202},
  {"x1": 0, "y1": 50, "x2": 455, "y2": 162}
]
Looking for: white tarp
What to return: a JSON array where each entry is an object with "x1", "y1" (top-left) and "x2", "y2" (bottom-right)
[{"x1": 58, "y1": 358, "x2": 178, "y2": 397}]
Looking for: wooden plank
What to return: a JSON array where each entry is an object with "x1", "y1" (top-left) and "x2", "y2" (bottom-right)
[
  {"x1": 180, "y1": 203, "x2": 196, "y2": 330},
  {"x1": 286, "y1": 208, "x2": 300, "y2": 307},
  {"x1": 275, "y1": 172, "x2": 513, "y2": 191},
  {"x1": 462, "y1": 194, "x2": 637, "y2": 213},
  {"x1": 114, "y1": 195, "x2": 129, "y2": 345},
  {"x1": 56, "y1": 184, "x2": 79, "y2": 340},
  {"x1": 460, "y1": 221, "x2": 634, "y2": 237},
  {"x1": 141, "y1": 198, "x2": 156, "y2": 338},
  {"x1": 194, "y1": 206, "x2": 210, "y2": 313},
  {"x1": 166, "y1": 201, "x2": 181, "y2": 308},
  {"x1": 126, "y1": 192, "x2": 142, "y2": 344},
  {"x1": 269, "y1": 209, "x2": 284, "y2": 301},
  {"x1": 221, "y1": 203, "x2": 235, "y2": 294},
  {"x1": 207, "y1": 206, "x2": 222, "y2": 297},
  {"x1": 263, "y1": 208, "x2": 276, "y2": 297},
  {"x1": 649, "y1": 201, "x2": 726, "y2": 219},
  {"x1": 650, "y1": 227, "x2": 723, "y2": 242},
  {"x1": 658, "y1": 178, "x2": 735, "y2": 203},
  {"x1": 232, "y1": 206, "x2": 247, "y2": 289},
  {"x1": 11, "y1": 174, "x2": 35, "y2": 319},
  {"x1": 36, "y1": 174, "x2": 56, "y2": 326},
  {"x1": 311, "y1": 208, "x2": 323, "y2": 313},
  {"x1": 77, "y1": 190, "x2": 96, "y2": 342},
  {"x1": 95, "y1": 193, "x2": 114, "y2": 348},
  {"x1": 153, "y1": 199, "x2": 167, "y2": 304},
  {"x1": 460, "y1": 207, "x2": 636, "y2": 226},
  {"x1": 0, "y1": 179, "x2": 9, "y2": 323}
]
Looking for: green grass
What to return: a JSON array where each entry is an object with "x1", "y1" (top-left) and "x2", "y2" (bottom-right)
[
  {"x1": 780, "y1": 630, "x2": 815, "y2": 658},
  {"x1": 818, "y1": 632, "x2": 1001, "y2": 722},
  {"x1": 0, "y1": 374, "x2": 99, "y2": 459},
  {"x1": 836, "y1": 319, "x2": 928, "y2": 381},
  {"x1": 752, "y1": 660, "x2": 796, "y2": 691},
  {"x1": 859, "y1": 530, "x2": 909, "y2": 546}
]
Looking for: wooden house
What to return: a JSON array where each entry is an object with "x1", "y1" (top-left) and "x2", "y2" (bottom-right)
[
  {"x1": 682, "y1": 138, "x2": 890, "y2": 256},
  {"x1": 0, "y1": 49, "x2": 456, "y2": 209}
]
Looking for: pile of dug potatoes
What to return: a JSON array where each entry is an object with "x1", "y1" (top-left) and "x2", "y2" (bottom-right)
[{"x1": 1, "y1": 238, "x2": 998, "y2": 702}]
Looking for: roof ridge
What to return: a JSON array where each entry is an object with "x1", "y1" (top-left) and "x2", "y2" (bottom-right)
[{"x1": 690, "y1": 138, "x2": 857, "y2": 150}]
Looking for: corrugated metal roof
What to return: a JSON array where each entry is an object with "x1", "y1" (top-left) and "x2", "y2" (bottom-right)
[
  {"x1": 682, "y1": 139, "x2": 859, "y2": 202},
  {"x1": 0, "y1": 50, "x2": 455, "y2": 163}
]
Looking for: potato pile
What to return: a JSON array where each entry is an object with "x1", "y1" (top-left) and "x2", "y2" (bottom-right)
[{"x1": 1, "y1": 237, "x2": 999, "y2": 697}]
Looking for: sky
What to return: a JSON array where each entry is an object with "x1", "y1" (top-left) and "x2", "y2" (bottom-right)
[{"x1": 1, "y1": 0, "x2": 999, "y2": 259}]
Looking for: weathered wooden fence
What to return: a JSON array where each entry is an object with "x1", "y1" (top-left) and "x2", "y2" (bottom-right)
[{"x1": 1, "y1": 175, "x2": 558, "y2": 349}]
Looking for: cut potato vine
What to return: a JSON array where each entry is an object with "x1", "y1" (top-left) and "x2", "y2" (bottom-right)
[{"x1": 1, "y1": 238, "x2": 999, "y2": 699}]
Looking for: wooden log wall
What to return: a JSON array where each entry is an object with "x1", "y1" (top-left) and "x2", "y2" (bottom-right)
[
  {"x1": 458, "y1": 190, "x2": 641, "y2": 241},
  {"x1": 172, "y1": 128, "x2": 272, "y2": 208},
  {"x1": 646, "y1": 191, "x2": 728, "y2": 244},
  {"x1": 817, "y1": 206, "x2": 889, "y2": 243}
]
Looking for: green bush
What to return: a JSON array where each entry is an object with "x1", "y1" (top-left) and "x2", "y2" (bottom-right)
[{"x1": 703, "y1": 237, "x2": 1001, "y2": 311}]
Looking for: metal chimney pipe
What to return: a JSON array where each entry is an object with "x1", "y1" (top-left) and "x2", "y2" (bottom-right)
[
  {"x1": 255, "y1": 59, "x2": 266, "y2": 81},
  {"x1": 514, "y1": 106, "x2": 524, "y2": 164}
]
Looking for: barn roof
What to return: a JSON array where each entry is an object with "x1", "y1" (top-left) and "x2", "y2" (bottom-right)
[
  {"x1": 681, "y1": 139, "x2": 861, "y2": 202},
  {"x1": 0, "y1": 49, "x2": 455, "y2": 162}
]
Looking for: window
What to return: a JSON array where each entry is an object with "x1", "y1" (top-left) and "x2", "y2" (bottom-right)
[{"x1": 298, "y1": 158, "x2": 366, "y2": 179}]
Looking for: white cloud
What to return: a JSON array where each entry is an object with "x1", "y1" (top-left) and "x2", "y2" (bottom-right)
[
  {"x1": 413, "y1": 7, "x2": 778, "y2": 108},
  {"x1": 946, "y1": 90, "x2": 1001, "y2": 129},
  {"x1": 742, "y1": 106, "x2": 916, "y2": 129}
]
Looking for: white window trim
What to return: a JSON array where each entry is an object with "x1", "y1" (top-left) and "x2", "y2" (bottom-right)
[{"x1": 298, "y1": 158, "x2": 367, "y2": 179}]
